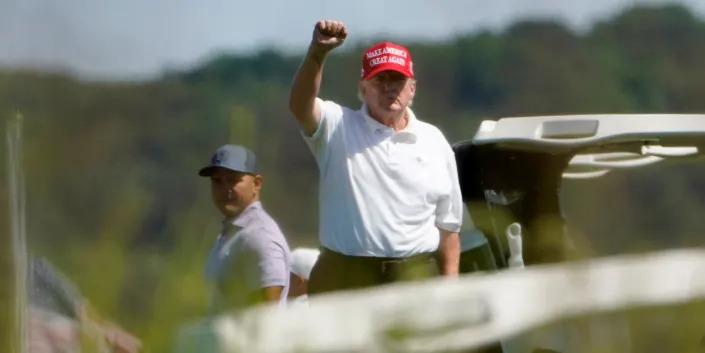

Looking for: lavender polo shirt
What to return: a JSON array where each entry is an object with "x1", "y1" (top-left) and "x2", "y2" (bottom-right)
[{"x1": 205, "y1": 201, "x2": 291, "y2": 312}]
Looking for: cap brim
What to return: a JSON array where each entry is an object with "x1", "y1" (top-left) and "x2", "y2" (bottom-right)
[
  {"x1": 198, "y1": 166, "x2": 216, "y2": 177},
  {"x1": 198, "y1": 166, "x2": 257, "y2": 177},
  {"x1": 362, "y1": 66, "x2": 414, "y2": 80}
]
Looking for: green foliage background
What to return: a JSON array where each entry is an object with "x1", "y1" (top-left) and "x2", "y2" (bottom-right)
[{"x1": 3, "y1": 5, "x2": 705, "y2": 352}]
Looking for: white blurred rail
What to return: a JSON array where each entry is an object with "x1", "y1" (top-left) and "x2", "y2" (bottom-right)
[{"x1": 174, "y1": 249, "x2": 705, "y2": 353}]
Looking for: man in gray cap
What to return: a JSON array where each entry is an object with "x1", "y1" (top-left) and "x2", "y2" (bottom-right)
[{"x1": 199, "y1": 144, "x2": 292, "y2": 313}]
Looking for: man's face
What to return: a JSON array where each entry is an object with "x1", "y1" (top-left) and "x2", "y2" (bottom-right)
[
  {"x1": 210, "y1": 167, "x2": 262, "y2": 219},
  {"x1": 360, "y1": 70, "x2": 416, "y2": 119}
]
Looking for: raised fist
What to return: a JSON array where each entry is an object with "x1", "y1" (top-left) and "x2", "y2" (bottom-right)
[{"x1": 312, "y1": 20, "x2": 347, "y2": 52}]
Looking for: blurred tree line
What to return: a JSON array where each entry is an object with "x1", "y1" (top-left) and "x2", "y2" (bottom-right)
[{"x1": 2, "y1": 4, "x2": 705, "y2": 353}]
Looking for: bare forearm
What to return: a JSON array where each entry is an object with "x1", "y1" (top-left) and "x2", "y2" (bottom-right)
[
  {"x1": 436, "y1": 229, "x2": 460, "y2": 276},
  {"x1": 290, "y1": 20, "x2": 347, "y2": 135},
  {"x1": 289, "y1": 45, "x2": 327, "y2": 135},
  {"x1": 262, "y1": 286, "x2": 284, "y2": 302}
]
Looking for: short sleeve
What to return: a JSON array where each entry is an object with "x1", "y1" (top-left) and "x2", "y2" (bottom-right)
[
  {"x1": 301, "y1": 98, "x2": 344, "y2": 170},
  {"x1": 435, "y1": 141, "x2": 463, "y2": 233},
  {"x1": 240, "y1": 232, "x2": 289, "y2": 290}
]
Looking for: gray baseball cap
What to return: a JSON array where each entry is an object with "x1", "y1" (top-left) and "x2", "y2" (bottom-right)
[{"x1": 198, "y1": 144, "x2": 258, "y2": 177}]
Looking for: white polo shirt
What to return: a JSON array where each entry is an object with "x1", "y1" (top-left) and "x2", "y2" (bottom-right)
[{"x1": 303, "y1": 98, "x2": 463, "y2": 257}]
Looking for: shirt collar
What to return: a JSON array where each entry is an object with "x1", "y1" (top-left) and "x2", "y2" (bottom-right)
[
  {"x1": 360, "y1": 104, "x2": 419, "y2": 142},
  {"x1": 221, "y1": 201, "x2": 262, "y2": 232}
]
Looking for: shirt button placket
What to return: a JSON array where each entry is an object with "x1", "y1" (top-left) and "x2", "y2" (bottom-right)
[{"x1": 388, "y1": 133, "x2": 398, "y2": 161}]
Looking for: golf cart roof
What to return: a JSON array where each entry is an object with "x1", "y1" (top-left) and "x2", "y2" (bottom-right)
[
  {"x1": 472, "y1": 114, "x2": 705, "y2": 153},
  {"x1": 461, "y1": 114, "x2": 705, "y2": 179}
]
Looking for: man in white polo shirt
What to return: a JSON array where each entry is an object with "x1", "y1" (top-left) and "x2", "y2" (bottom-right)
[{"x1": 289, "y1": 20, "x2": 462, "y2": 295}]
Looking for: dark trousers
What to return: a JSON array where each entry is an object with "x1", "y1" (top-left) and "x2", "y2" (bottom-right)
[{"x1": 308, "y1": 247, "x2": 437, "y2": 296}]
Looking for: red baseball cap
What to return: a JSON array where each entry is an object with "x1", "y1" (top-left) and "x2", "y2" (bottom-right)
[{"x1": 360, "y1": 42, "x2": 414, "y2": 80}]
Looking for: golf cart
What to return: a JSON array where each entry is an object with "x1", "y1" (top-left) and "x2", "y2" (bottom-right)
[{"x1": 453, "y1": 114, "x2": 705, "y2": 352}]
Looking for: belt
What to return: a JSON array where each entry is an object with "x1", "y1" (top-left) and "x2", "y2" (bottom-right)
[{"x1": 320, "y1": 247, "x2": 434, "y2": 275}]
